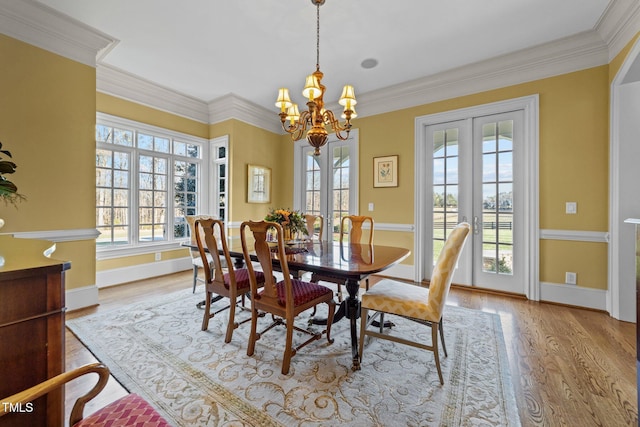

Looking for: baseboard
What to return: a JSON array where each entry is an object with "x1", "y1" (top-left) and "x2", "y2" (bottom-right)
[
  {"x1": 66, "y1": 284, "x2": 99, "y2": 311},
  {"x1": 96, "y1": 257, "x2": 192, "y2": 288},
  {"x1": 539, "y1": 281, "x2": 607, "y2": 311}
]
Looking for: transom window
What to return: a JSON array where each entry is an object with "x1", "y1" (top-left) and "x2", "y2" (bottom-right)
[{"x1": 96, "y1": 114, "x2": 206, "y2": 251}]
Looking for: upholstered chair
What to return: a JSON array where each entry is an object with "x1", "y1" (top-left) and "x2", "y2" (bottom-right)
[
  {"x1": 358, "y1": 222, "x2": 470, "y2": 384},
  {"x1": 0, "y1": 363, "x2": 169, "y2": 426}
]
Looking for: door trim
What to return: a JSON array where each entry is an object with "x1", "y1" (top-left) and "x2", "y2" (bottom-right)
[{"x1": 414, "y1": 95, "x2": 539, "y2": 299}]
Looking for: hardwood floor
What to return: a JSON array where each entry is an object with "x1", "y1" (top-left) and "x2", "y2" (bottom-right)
[{"x1": 64, "y1": 272, "x2": 638, "y2": 426}]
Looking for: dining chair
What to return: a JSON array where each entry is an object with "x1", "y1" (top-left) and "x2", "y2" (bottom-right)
[
  {"x1": 195, "y1": 218, "x2": 266, "y2": 343},
  {"x1": 186, "y1": 215, "x2": 215, "y2": 293},
  {"x1": 0, "y1": 363, "x2": 170, "y2": 426},
  {"x1": 358, "y1": 222, "x2": 470, "y2": 384},
  {"x1": 311, "y1": 215, "x2": 374, "y2": 298},
  {"x1": 240, "y1": 220, "x2": 336, "y2": 375},
  {"x1": 304, "y1": 213, "x2": 323, "y2": 241}
]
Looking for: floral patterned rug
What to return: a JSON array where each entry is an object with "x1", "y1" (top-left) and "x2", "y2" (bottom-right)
[{"x1": 67, "y1": 288, "x2": 520, "y2": 426}]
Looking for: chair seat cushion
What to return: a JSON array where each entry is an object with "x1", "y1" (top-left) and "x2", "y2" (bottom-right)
[
  {"x1": 224, "y1": 269, "x2": 265, "y2": 291},
  {"x1": 191, "y1": 252, "x2": 213, "y2": 268},
  {"x1": 74, "y1": 393, "x2": 170, "y2": 426},
  {"x1": 273, "y1": 279, "x2": 332, "y2": 306},
  {"x1": 361, "y1": 279, "x2": 438, "y2": 322}
]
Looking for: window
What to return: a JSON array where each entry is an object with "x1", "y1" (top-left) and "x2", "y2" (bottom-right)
[
  {"x1": 210, "y1": 136, "x2": 228, "y2": 223},
  {"x1": 96, "y1": 114, "x2": 206, "y2": 252}
]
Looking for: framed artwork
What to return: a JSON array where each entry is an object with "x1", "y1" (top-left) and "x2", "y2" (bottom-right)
[
  {"x1": 373, "y1": 155, "x2": 398, "y2": 187},
  {"x1": 247, "y1": 164, "x2": 271, "y2": 203}
]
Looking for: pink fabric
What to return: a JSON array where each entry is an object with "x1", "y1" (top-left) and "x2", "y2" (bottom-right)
[
  {"x1": 224, "y1": 269, "x2": 265, "y2": 290},
  {"x1": 74, "y1": 393, "x2": 170, "y2": 426},
  {"x1": 274, "y1": 279, "x2": 332, "y2": 306}
]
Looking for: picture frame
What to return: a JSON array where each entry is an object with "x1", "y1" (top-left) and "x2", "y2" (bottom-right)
[
  {"x1": 247, "y1": 164, "x2": 271, "y2": 203},
  {"x1": 373, "y1": 155, "x2": 398, "y2": 187}
]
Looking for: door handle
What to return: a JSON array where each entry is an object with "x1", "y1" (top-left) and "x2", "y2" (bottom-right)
[{"x1": 473, "y1": 216, "x2": 480, "y2": 234}]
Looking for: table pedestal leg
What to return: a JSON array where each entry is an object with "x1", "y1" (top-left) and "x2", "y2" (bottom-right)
[{"x1": 344, "y1": 278, "x2": 361, "y2": 371}]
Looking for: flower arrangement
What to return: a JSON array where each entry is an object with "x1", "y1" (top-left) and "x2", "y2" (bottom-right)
[
  {"x1": 0, "y1": 141, "x2": 26, "y2": 207},
  {"x1": 264, "y1": 208, "x2": 308, "y2": 236}
]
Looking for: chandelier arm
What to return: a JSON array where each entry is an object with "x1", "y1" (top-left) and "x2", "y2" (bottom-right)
[
  {"x1": 320, "y1": 110, "x2": 350, "y2": 140},
  {"x1": 286, "y1": 110, "x2": 312, "y2": 141}
]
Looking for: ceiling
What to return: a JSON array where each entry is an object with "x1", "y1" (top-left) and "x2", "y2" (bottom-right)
[{"x1": 35, "y1": 0, "x2": 613, "y2": 113}]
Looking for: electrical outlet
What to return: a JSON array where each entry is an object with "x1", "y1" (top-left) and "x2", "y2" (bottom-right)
[
  {"x1": 565, "y1": 272, "x2": 577, "y2": 285},
  {"x1": 566, "y1": 202, "x2": 577, "y2": 214},
  {"x1": 155, "y1": 252, "x2": 161, "y2": 261},
  {"x1": 368, "y1": 202, "x2": 374, "y2": 211}
]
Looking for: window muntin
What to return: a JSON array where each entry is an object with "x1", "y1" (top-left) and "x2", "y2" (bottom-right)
[{"x1": 95, "y1": 117, "x2": 204, "y2": 251}]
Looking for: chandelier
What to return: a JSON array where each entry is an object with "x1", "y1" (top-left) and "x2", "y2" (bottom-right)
[{"x1": 275, "y1": 0, "x2": 357, "y2": 156}]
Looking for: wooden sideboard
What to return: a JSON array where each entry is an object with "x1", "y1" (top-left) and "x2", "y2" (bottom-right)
[{"x1": 0, "y1": 235, "x2": 70, "y2": 427}]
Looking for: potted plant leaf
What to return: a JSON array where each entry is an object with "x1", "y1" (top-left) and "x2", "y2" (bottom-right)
[{"x1": 0, "y1": 141, "x2": 26, "y2": 207}]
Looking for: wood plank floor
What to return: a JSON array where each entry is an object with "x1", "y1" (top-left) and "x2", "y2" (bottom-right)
[{"x1": 64, "y1": 272, "x2": 638, "y2": 426}]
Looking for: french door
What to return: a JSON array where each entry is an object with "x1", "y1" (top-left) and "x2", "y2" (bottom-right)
[
  {"x1": 425, "y1": 111, "x2": 525, "y2": 294},
  {"x1": 294, "y1": 131, "x2": 359, "y2": 241}
]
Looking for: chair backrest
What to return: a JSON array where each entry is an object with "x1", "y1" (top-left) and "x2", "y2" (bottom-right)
[
  {"x1": 340, "y1": 215, "x2": 374, "y2": 245},
  {"x1": 427, "y1": 222, "x2": 470, "y2": 319},
  {"x1": 304, "y1": 214, "x2": 323, "y2": 241},
  {"x1": 194, "y1": 218, "x2": 234, "y2": 285},
  {"x1": 240, "y1": 221, "x2": 293, "y2": 309},
  {"x1": 186, "y1": 215, "x2": 215, "y2": 259}
]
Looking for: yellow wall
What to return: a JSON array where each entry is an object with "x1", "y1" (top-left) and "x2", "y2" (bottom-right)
[
  {"x1": 210, "y1": 119, "x2": 291, "y2": 234},
  {"x1": 6, "y1": 27, "x2": 638, "y2": 294},
  {"x1": 102, "y1": 65, "x2": 611, "y2": 289},
  {"x1": 0, "y1": 34, "x2": 97, "y2": 291},
  {"x1": 351, "y1": 66, "x2": 610, "y2": 288}
]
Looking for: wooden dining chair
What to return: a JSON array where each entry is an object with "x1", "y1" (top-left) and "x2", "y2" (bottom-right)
[
  {"x1": 240, "y1": 220, "x2": 336, "y2": 375},
  {"x1": 304, "y1": 214, "x2": 323, "y2": 241},
  {"x1": 195, "y1": 218, "x2": 266, "y2": 343},
  {"x1": 358, "y1": 222, "x2": 470, "y2": 384},
  {"x1": 312, "y1": 215, "x2": 374, "y2": 298},
  {"x1": 186, "y1": 215, "x2": 215, "y2": 293}
]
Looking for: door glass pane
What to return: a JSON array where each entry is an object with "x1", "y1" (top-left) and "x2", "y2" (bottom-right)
[
  {"x1": 304, "y1": 152, "x2": 321, "y2": 215},
  {"x1": 481, "y1": 120, "x2": 514, "y2": 275},
  {"x1": 330, "y1": 145, "x2": 350, "y2": 241},
  {"x1": 432, "y1": 127, "x2": 459, "y2": 264}
]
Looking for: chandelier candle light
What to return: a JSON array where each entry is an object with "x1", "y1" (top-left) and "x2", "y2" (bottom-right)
[{"x1": 275, "y1": 0, "x2": 357, "y2": 156}]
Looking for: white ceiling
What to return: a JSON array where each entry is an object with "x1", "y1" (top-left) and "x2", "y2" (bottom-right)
[{"x1": 36, "y1": 0, "x2": 613, "y2": 113}]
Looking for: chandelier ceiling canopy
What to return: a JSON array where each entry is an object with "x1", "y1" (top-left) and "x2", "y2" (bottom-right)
[{"x1": 275, "y1": 0, "x2": 356, "y2": 156}]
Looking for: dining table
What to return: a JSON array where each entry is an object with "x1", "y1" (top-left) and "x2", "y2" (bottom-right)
[{"x1": 184, "y1": 238, "x2": 410, "y2": 371}]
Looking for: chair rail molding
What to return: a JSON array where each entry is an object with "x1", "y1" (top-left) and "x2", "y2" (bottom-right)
[{"x1": 9, "y1": 228, "x2": 100, "y2": 242}]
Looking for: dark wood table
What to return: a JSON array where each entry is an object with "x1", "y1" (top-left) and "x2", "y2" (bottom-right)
[{"x1": 184, "y1": 240, "x2": 410, "y2": 370}]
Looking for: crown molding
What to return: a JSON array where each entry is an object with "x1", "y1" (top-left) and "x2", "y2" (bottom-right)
[
  {"x1": 208, "y1": 93, "x2": 282, "y2": 134},
  {"x1": 0, "y1": 0, "x2": 114, "y2": 67},
  {"x1": 97, "y1": 64, "x2": 210, "y2": 124},
  {"x1": 4, "y1": 0, "x2": 634, "y2": 133},
  {"x1": 596, "y1": 0, "x2": 640, "y2": 61},
  {"x1": 356, "y1": 30, "x2": 608, "y2": 118}
]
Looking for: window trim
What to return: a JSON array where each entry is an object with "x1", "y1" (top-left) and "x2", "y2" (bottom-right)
[{"x1": 96, "y1": 113, "x2": 208, "y2": 258}]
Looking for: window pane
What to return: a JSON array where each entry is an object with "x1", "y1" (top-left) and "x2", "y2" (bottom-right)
[
  {"x1": 114, "y1": 128, "x2": 133, "y2": 146},
  {"x1": 155, "y1": 137, "x2": 170, "y2": 153},
  {"x1": 96, "y1": 125, "x2": 112, "y2": 143},
  {"x1": 96, "y1": 169, "x2": 112, "y2": 187},
  {"x1": 138, "y1": 133, "x2": 153, "y2": 150}
]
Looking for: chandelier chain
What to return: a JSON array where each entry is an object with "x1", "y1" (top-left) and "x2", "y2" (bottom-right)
[{"x1": 316, "y1": 2, "x2": 320, "y2": 71}]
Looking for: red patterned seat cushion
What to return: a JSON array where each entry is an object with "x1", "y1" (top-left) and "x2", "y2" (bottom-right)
[
  {"x1": 273, "y1": 279, "x2": 332, "y2": 306},
  {"x1": 74, "y1": 393, "x2": 170, "y2": 426},
  {"x1": 224, "y1": 269, "x2": 265, "y2": 290}
]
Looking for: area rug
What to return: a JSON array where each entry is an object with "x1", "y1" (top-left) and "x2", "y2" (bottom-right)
[{"x1": 67, "y1": 288, "x2": 520, "y2": 426}]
